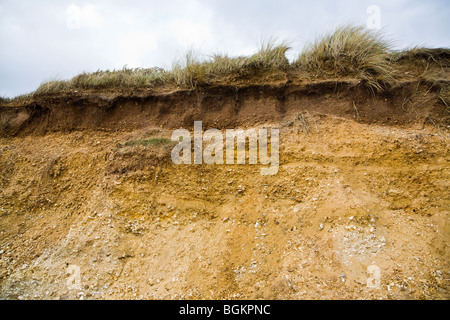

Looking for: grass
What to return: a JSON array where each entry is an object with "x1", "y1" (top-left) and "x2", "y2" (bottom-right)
[
  {"x1": 169, "y1": 39, "x2": 290, "y2": 88},
  {"x1": 248, "y1": 39, "x2": 290, "y2": 69},
  {"x1": 35, "y1": 67, "x2": 167, "y2": 95},
  {"x1": 118, "y1": 137, "x2": 174, "y2": 148},
  {"x1": 8, "y1": 25, "x2": 448, "y2": 98},
  {"x1": 393, "y1": 47, "x2": 450, "y2": 64},
  {"x1": 294, "y1": 25, "x2": 397, "y2": 92},
  {"x1": 0, "y1": 96, "x2": 11, "y2": 104}
]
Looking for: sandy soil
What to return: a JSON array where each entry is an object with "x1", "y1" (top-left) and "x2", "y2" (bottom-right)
[{"x1": 0, "y1": 111, "x2": 448, "y2": 300}]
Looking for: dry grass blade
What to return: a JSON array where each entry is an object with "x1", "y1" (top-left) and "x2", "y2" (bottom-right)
[{"x1": 282, "y1": 111, "x2": 314, "y2": 134}]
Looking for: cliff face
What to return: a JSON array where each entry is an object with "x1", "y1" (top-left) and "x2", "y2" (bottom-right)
[
  {"x1": 1, "y1": 79, "x2": 448, "y2": 136},
  {"x1": 0, "y1": 79, "x2": 449, "y2": 300}
]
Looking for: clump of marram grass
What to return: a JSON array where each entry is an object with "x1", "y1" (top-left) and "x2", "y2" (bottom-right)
[
  {"x1": 0, "y1": 96, "x2": 11, "y2": 104},
  {"x1": 70, "y1": 67, "x2": 166, "y2": 89},
  {"x1": 168, "y1": 40, "x2": 291, "y2": 88},
  {"x1": 294, "y1": 25, "x2": 397, "y2": 92},
  {"x1": 34, "y1": 80, "x2": 70, "y2": 95},
  {"x1": 391, "y1": 47, "x2": 450, "y2": 82},
  {"x1": 393, "y1": 47, "x2": 450, "y2": 64},
  {"x1": 169, "y1": 52, "x2": 250, "y2": 87},
  {"x1": 34, "y1": 67, "x2": 167, "y2": 95},
  {"x1": 168, "y1": 50, "x2": 238, "y2": 87},
  {"x1": 246, "y1": 39, "x2": 290, "y2": 69},
  {"x1": 169, "y1": 49, "x2": 209, "y2": 88},
  {"x1": 208, "y1": 54, "x2": 249, "y2": 75}
]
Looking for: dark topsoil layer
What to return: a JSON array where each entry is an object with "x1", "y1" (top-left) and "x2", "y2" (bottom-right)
[{"x1": 1, "y1": 79, "x2": 449, "y2": 136}]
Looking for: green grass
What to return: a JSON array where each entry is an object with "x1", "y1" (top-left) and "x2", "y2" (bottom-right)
[
  {"x1": 13, "y1": 25, "x2": 448, "y2": 98},
  {"x1": 118, "y1": 137, "x2": 173, "y2": 148}
]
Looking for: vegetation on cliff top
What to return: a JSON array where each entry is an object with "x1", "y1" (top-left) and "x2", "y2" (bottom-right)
[{"x1": 4, "y1": 25, "x2": 450, "y2": 101}]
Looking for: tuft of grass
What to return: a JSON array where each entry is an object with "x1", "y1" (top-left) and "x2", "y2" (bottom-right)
[
  {"x1": 393, "y1": 47, "x2": 450, "y2": 64},
  {"x1": 168, "y1": 40, "x2": 290, "y2": 88},
  {"x1": 208, "y1": 54, "x2": 249, "y2": 75},
  {"x1": 71, "y1": 67, "x2": 166, "y2": 89},
  {"x1": 248, "y1": 39, "x2": 291, "y2": 69},
  {"x1": 34, "y1": 67, "x2": 167, "y2": 95},
  {"x1": 118, "y1": 137, "x2": 173, "y2": 148},
  {"x1": 169, "y1": 49, "x2": 209, "y2": 88},
  {"x1": 0, "y1": 96, "x2": 11, "y2": 104},
  {"x1": 34, "y1": 80, "x2": 70, "y2": 95},
  {"x1": 392, "y1": 47, "x2": 450, "y2": 83},
  {"x1": 294, "y1": 25, "x2": 397, "y2": 92}
]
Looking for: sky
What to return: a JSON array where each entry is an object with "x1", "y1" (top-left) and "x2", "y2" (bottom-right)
[{"x1": 0, "y1": 0, "x2": 449, "y2": 97}]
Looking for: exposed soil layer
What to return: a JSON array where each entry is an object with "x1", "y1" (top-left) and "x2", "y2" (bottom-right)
[
  {"x1": 0, "y1": 80, "x2": 448, "y2": 300},
  {"x1": 1, "y1": 80, "x2": 449, "y2": 136}
]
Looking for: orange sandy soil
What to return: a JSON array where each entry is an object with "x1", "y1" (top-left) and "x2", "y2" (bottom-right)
[{"x1": 0, "y1": 113, "x2": 448, "y2": 300}]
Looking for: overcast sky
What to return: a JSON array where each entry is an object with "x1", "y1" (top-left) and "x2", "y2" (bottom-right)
[{"x1": 0, "y1": 0, "x2": 449, "y2": 97}]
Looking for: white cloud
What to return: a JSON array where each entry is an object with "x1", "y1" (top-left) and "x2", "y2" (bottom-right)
[
  {"x1": 66, "y1": 3, "x2": 103, "y2": 30},
  {"x1": 169, "y1": 19, "x2": 213, "y2": 48},
  {"x1": 117, "y1": 31, "x2": 159, "y2": 68}
]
